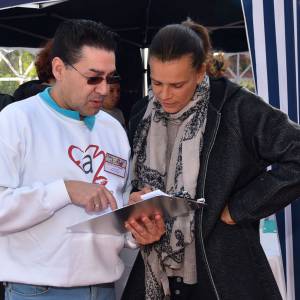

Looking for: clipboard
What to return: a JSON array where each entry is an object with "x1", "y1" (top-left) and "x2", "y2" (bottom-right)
[{"x1": 67, "y1": 190, "x2": 205, "y2": 236}]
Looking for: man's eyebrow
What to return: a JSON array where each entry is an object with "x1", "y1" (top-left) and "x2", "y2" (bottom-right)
[
  {"x1": 89, "y1": 68, "x2": 116, "y2": 75},
  {"x1": 88, "y1": 68, "x2": 105, "y2": 75}
]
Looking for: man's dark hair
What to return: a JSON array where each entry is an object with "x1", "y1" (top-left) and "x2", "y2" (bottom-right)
[
  {"x1": 149, "y1": 20, "x2": 212, "y2": 70},
  {"x1": 51, "y1": 19, "x2": 117, "y2": 65}
]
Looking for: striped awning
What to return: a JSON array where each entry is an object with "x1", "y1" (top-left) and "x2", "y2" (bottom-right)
[{"x1": 242, "y1": 1, "x2": 300, "y2": 299}]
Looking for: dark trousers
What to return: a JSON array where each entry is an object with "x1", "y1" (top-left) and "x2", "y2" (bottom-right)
[
  {"x1": 169, "y1": 277, "x2": 199, "y2": 300},
  {"x1": 0, "y1": 284, "x2": 4, "y2": 300},
  {"x1": 122, "y1": 253, "x2": 206, "y2": 300}
]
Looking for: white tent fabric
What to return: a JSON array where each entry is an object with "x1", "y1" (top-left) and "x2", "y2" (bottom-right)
[
  {"x1": 0, "y1": 0, "x2": 66, "y2": 10},
  {"x1": 242, "y1": 1, "x2": 300, "y2": 299}
]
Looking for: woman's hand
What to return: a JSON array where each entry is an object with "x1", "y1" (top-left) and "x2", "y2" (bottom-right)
[
  {"x1": 220, "y1": 205, "x2": 236, "y2": 225},
  {"x1": 125, "y1": 213, "x2": 165, "y2": 245},
  {"x1": 128, "y1": 186, "x2": 153, "y2": 205}
]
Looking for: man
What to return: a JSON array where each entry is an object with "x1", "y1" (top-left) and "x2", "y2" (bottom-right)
[{"x1": 0, "y1": 19, "x2": 132, "y2": 300}]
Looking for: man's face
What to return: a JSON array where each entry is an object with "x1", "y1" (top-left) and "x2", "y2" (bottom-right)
[
  {"x1": 149, "y1": 55, "x2": 205, "y2": 114},
  {"x1": 102, "y1": 83, "x2": 120, "y2": 110},
  {"x1": 53, "y1": 46, "x2": 116, "y2": 116}
]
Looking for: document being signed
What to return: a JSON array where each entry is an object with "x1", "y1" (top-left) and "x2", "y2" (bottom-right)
[{"x1": 67, "y1": 190, "x2": 204, "y2": 236}]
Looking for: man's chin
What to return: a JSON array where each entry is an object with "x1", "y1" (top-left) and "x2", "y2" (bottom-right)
[
  {"x1": 89, "y1": 102, "x2": 104, "y2": 112},
  {"x1": 80, "y1": 108, "x2": 101, "y2": 117},
  {"x1": 90, "y1": 109, "x2": 101, "y2": 116}
]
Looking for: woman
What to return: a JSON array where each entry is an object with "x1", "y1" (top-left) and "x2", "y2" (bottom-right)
[{"x1": 124, "y1": 21, "x2": 300, "y2": 300}]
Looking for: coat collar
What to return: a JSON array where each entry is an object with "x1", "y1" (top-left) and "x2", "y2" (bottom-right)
[{"x1": 208, "y1": 77, "x2": 243, "y2": 113}]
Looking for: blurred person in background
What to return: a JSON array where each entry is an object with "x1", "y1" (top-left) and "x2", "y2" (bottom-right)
[
  {"x1": 0, "y1": 93, "x2": 15, "y2": 111},
  {"x1": 102, "y1": 82, "x2": 126, "y2": 127},
  {"x1": 206, "y1": 51, "x2": 228, "y2": 78}
]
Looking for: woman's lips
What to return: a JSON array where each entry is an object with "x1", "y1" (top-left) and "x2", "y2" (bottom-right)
[{"x1": 162, "y1": 101, "x2": 173, "y2": 107}]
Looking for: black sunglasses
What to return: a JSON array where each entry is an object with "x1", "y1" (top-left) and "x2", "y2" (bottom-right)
[{"x1": 68, "y1": 64, "x2": 121, "y2": 85}]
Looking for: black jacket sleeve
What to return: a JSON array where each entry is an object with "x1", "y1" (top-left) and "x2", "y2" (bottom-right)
[{"x1": 227, "y1": 90, "x2": 300, "y2": 223}]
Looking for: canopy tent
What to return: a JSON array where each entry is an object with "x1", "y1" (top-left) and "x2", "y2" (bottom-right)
[
  {"x1": 242, "y1": 0, "x2": 300, "y2": 299},
  {"x1": 0, "y1": 0, "x2": 247, "y2": 51},
  {"x1": 0, "y1": 0, "x2": 67, "y2": 10},
  {"x1": 0, "y1": 0, "x2": 248, "y2": 120}
]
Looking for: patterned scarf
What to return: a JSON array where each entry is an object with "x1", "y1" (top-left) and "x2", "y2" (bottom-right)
[{"x1": 132, "y1": 75, "x2": 210, "y2": 299}]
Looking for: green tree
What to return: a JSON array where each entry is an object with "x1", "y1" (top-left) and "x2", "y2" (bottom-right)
[{"x1": 0, "y1": 49, "x2": 37, "y2": 95}]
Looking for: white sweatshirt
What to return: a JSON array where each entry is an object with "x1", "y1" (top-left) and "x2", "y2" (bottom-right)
[{"x1": 0, "y1": 92, "x2": 132, "y2": 287}]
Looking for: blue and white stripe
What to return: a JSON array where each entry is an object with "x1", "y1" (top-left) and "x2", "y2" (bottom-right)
[{"x1": 242, "y1": 1, "x2": 300, "y2": 299}]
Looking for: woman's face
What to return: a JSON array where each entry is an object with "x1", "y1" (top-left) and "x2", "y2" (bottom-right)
[{"x1": 149, "y1": 55, "x2": 205, "y2": 113}]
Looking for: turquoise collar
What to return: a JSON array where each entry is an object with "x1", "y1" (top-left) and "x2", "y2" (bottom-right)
[{"x1": 39, "y1": 87, "x2": 95, "y2": 130}]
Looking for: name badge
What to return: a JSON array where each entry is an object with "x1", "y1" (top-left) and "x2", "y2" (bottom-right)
[{"x1": 104, "y1": 153, "x2": 127, "y2": 178}]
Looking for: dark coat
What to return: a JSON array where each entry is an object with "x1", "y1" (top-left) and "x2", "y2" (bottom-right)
[
  {"x1": 0, "y1": 93, "x2": 16, "y2": 111},
  {"x1": 123, "y1": 77, "x2": 300, "y2": 300},
  {"x1": 13, "y1": 80, "x2": 48, "y2": 101}
]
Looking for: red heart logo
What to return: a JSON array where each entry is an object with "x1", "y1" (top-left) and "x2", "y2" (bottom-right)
[{"x1": 68, "y1": 144, "x2": 108, "y2": 185}]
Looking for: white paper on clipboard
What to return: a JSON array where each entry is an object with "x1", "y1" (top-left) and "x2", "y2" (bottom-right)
[{"x1": 67, "y1": 190, "x2": 204, "y2": 236}]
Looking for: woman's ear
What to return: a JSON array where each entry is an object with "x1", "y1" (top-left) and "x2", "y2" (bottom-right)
[
  {"x1": 196, "y1": 63, "x2": 207, "y2": 84},
  {"x1": 51, "y1": 57, "x2": 65, "y2": 81}
]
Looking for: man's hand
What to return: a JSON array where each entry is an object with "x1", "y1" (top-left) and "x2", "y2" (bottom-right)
[
  {"x1": 125, "y1": 213, "x2": 165, "y2": 245},
  {"x1": 220, "y1": 205, "x2": 236, "y2": 225},
  {"x1": 65, "y1": 180, "x2": 117, "y2": 213}
]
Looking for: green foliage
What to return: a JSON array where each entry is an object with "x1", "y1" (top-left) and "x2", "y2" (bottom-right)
[
  {"x1": 0, "y1": 81, "x2": 19, "y2": 95},
  {"x1": 240, "y1": 79, "x2": 256, "y2": 93},
  {"x1": 0, "y1": 49, "x2": 37, "y2": 95}
]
